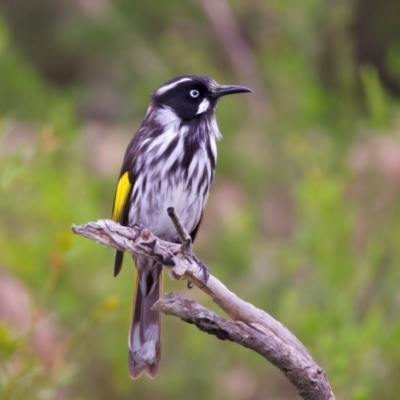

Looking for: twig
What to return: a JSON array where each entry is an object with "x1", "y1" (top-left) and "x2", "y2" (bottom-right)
[
  {"x1": 71, "y1": 219, "x2": 335, "y2": 400},
  {"x1": 167, "y1": 207, "x2": 192, "y2": 252}
]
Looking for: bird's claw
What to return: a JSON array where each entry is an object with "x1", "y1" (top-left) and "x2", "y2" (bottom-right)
[
  {"x1": 193, "y1": 255, "x2": 210, "y2": 288},
  {"x1": 187, "y1": 280, "x2": 194, "y2": 289},
  {"x1": 129, "y1": 223, "x2": 147, "y2": 240}
]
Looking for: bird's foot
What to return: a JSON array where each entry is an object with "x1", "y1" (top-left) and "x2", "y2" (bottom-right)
[
  {"x1": 172, "y1": 235, "x2": 196, "y2": 289},
  {"x1": 193, "y1": 255, "x2": 210, "y2": 288},
  {"x1": 129, "y1": 223, "x2": 147, "y2": 240},
  {"x1": 172, "y1": 235, "x2": 192, "y2": 254},
  {"x1": 187, "y1": 280, "x2": 194, "y2": 289}
]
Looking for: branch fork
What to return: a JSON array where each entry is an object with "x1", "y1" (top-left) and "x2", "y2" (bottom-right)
[{"x1": 71, "y1": 209, "x2": 335, "y2": 400}]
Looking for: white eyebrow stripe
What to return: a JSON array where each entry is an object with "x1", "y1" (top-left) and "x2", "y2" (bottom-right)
[{"x1": 156, "y1": 78, "x2": 193, "y2": 95}]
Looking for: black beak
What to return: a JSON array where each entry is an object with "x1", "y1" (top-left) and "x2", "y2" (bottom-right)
[{"x1": 212, "y1": 84, "x2": 253, "y2": 99}]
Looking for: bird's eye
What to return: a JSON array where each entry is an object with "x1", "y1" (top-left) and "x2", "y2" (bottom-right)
[{"x1": 190, "y1": 89, "x2": 200, "y2": 98}]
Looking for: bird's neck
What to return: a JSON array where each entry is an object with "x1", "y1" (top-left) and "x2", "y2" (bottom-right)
[{"x1": 152, "y1": 106, "x2": 221, "y2": 142}]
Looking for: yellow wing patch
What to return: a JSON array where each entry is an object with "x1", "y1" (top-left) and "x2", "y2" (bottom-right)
[{"x1": 112, "y1": 172, "x2": 131, "y2": 222}]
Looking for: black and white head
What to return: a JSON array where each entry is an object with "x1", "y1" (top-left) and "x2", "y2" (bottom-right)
[{"x1": 147, "y1": 75, "x2": 252, "y2": 124}]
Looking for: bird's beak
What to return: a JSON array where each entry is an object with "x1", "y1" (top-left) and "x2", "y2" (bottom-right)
[{"x1": 212, "y1": 84, "x2": 253, "y2": 99}]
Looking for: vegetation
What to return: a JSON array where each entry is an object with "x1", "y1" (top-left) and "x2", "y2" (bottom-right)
[{"x1": 1, "y1": 0, "x2": 400, "y2": 399}]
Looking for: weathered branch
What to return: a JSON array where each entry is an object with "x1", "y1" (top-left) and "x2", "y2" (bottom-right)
[{"x1": 71, "y1": 219, "x2": 334, "y2": 400}]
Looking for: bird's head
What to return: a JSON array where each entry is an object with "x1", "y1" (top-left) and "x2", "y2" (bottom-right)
[{"x1": 149, "y1": 75, "x2": 252, "y2": 122}]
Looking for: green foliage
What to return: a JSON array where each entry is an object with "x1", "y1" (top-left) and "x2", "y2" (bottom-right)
[{"x1": 1, "y1": 0, "x2": 400, "y2": 399}]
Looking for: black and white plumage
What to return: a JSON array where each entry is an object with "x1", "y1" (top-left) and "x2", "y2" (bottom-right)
[{"x1": 111, "y1": 75, "x2": 252, "y2": 379}]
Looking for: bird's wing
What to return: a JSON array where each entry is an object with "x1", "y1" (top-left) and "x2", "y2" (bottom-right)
[
  {"x1": 112, "y1": 171, "x2": 132, "y2": 223},
  {"x1": 190, "y1": 210, "x2": 204, "y2": 243},
  {"x1": 111, "y1": 123, "x2": 156, "y2": 277},
  {"x1": 111, "y1": 170, "x2": 134, "y2": 277},
  {"x1": 111, "y1": 130, "x2": 142, "y2": 277},
  {"x1": 190, "y1": 188, "x2": 211, "y2": 243}
]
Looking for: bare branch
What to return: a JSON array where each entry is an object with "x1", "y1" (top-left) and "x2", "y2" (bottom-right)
[{"x1": 71, "y1": 219, "x2": 335, "y2": 400}]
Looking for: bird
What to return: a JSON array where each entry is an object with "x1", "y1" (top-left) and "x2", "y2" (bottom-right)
[{"x1": 111, "y1": 75, "x2": 252, "y2": 379}]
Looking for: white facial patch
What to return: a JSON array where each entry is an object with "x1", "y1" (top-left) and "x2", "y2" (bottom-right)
[
  {"x1": 156, "y1": 78, "x2": 192, "y2": 96},
  {"x1": 155, "y1": 106, "x2": 181, "y2": 127},
  {"x1": 196, "y1": 98, "x2": 210, "y2": 115}
]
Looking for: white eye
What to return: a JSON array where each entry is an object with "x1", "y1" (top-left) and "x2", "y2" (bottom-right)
[{"x1": 190, "y1": 89, "x2": 200, "y2": 98}]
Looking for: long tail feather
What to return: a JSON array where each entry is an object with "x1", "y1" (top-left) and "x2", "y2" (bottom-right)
[
  {"x1": 114, "y1": 250, "x2": 124, "y2": 277},
  {"x1": 128, "y1": 256, "x2": 162, "y2": 379}
]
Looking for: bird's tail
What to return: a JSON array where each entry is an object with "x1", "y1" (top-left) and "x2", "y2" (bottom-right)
[{"x1": 128, "y1": 256, "x2": 162, "y2": 379}]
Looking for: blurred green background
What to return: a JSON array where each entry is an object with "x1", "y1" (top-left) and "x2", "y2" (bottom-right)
[{"x1": 1, "y1": 0, "x2": 400, "y2": 399}]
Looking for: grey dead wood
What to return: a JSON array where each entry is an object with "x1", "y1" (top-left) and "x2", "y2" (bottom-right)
[{"x1": 71, "y1": 218, "x2": 335, "y2": 400}]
